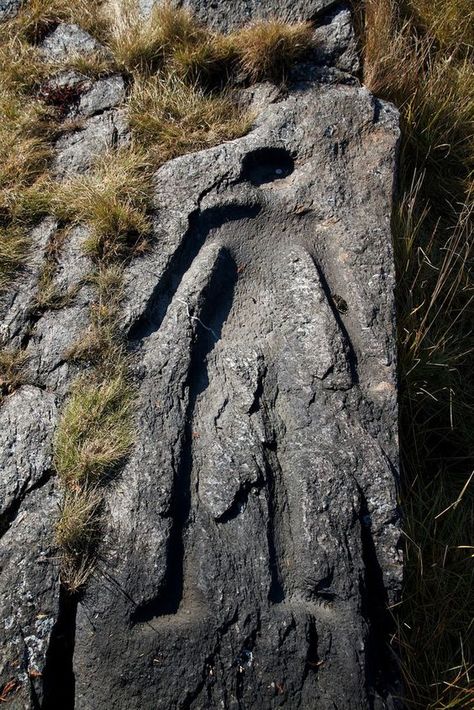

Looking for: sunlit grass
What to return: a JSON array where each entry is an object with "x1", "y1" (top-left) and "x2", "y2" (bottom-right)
[
  {"x1": 0, "y1": 348, "x2": 29, "y2": 398},
  {"x1": 105, "y1": 0, "x2": 205, "y2": 73},
  {"x1": 358, "y1": 0, "x2": 474, "y2": 705},
  {"x1": 232, "y1": 19, "x2": 314, "y2": 81},
  {"x1": 54, "y1": 374, "x2": 134, "y2": 487},
  {"x1": 128, "y1": 73, "x2": 252, "y2": 164},
  {"x1": 52, "y1": 146, "x2": 153, "y2": 262}
]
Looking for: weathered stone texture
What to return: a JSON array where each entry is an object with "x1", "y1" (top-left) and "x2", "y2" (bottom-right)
[
  {"x1": 70, "y1": 80, "x2": 401, "y2": 710},
  {"x1": 0, "y1": 4, "x2": 402, "y2": 708}
]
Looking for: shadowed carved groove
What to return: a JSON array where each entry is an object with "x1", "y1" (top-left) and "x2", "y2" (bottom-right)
[
  {"x1": 132, "y1": 249, "x2": 238, "y2": 622},
  {"x1": 128, "y1": 203, "x2": 260, "y2": 342},
  {"x1": 241, "y1": 147, "x2": 295, "y2": 186}
]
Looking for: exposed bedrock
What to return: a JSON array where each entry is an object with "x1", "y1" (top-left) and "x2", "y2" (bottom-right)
[
  {"x1": 72, "y1": 83, "x2": 402, "y2": 708},
  {"x1": 0, "y1": 4, "x2": 402, "y2": 709}
]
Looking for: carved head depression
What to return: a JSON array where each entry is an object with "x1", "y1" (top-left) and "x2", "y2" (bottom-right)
[{"x1": 241, "y1": 147, "x2": 295, "y2": 186}]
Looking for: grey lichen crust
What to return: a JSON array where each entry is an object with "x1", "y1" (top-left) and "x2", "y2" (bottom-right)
[{"x1": 0, "y1": 4, "x2": 402, "y2": 709}]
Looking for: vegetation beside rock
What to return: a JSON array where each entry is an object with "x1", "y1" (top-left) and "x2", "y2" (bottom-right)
[
  {"x1": 232, "y1": 20, "x2": 314, "y2": 81},
  {"x1": 357, "y1": 0, "x2": 473, "y2": 706},
  {"x1": 52, "y1": 146, "x2": 153, "y2": 262},
  {"x1": 0, "y1": 348, "x2": 29, "y2": 399}
]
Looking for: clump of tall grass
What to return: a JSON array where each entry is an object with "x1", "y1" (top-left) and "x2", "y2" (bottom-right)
[
  {"x1": 107, "y1": 0, "x2": 314, "y2": 83},
  {"x1": 7, "y1": 0, "x2": 109, "y2": 43},
  {"x1": 55, "y1": 487, "x2": 103, "y2": 591},
  {"x1": 0, "y1": 19, "x2": 55, "y2": 289},
  {"x1": 55, "y1": 485, "x2": 102, "y2": 551},
  {"x1": 0, "y1": 37, "x2": 47, "y2": 92},
  {"x1": 67, "y1": 266, "x2": 125, "y2": 368},
  {"x1": 128, "y1": 74, "x2": 252, "y2": 164},
  {"x1": 357, "y1": 0, "x2": 474, "y2": 705},
  {"x1": 53, "y1": 372, "x2": 133, "y2": 589},
  {"x1": 0, "y1": 91, "x2": 53, "y2": 195},
  {"x1": 54, "y1": 374, "x2": 134, "y2": 487},
  {"x1": 407, "y1": 0, "x2": 474, "y2": 51},
  {"x1": 232, "y1": 19, "x2": 314, "y2": 81},
  {"x1": 0, "y1": 89, "x2": 53, "y2": 290},
  {"x1": 52, "y1": 146, "x2": 153, "y2": 262},
  {"x1": 170, "y1": 35, "x2": 236, "y2": 87},
  {"x1": 105, "y1": 0, "x2": 206, "y2": 73},
  {"x1": 0, "y1": 226, "x2": 30, "y2": 291}
]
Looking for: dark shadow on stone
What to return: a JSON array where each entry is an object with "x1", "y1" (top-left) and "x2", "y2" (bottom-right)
[
  {"x1": 359, "y1": 491, "x2": 399, "y2": 708},
  {"x1": 131, "y1": 249, "x2": 238, "y2": 622},
  {"x1": 241, "y1": 147, "x2": 295, "y2": 186},
  {"x1": 128, "y1": 203, "x2": 259, "y2": 342},
  {"x1": 41, "y1": 587, "x2": 77, "y2": 710}
]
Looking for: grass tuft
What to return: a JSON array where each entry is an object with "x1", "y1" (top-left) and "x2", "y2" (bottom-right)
[
  {"x1": 0, "y1": 348, "x2": 29, "y2": 399},
  {"x1": 0, "y1": 37, "x2": 48, "y2": 92},
  {"x1": 106, "y1": 0, "x2": 205, "y2": 73},
  {"x1": 128, "y1": 73, "x2": 252, "y2": 164},
  {"x1": 67, "y1": 266, "x2": 125, "y2": 368},
  {"x1": 56, "y1": 485, "x2": 103, "y2": 591},
  {"x1": 54, "y1": 373, "x2": 134, "y2": 487},
  {"x1": 55, "y1": 486, "x2": 102, "y2": 591},
  {"x1": 106, "y1": 1, "x2": 313, "y2": 85},
  {"x1": 0, "y1": 226, "x2": 30, "y2": 291},
  {"x1": 0, "y1": 91, "x2": 53, "y2": 194},
  {"x1": 232, "y1": 19, "x2": 314, "y2": 81},
  {"x1": 55, "y1": 487, "x2": 102, "y2": 553},
  {"x1": 52, "y1": 147, "x2": 153, "y2": 262},
  {"x1": 170, "y1": 35, "x2": 236, "y2": 88},
  {"x1": 8, "y1": 0, "x2": 109, "y2": 43},
  {"x1": 0, "y1": 87, "x2": 54, "y2": 288},
  {"x1": 407, "y1": 0, "x2": 474, "y2": 52}
]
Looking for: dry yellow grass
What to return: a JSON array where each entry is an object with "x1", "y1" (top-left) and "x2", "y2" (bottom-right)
[
  {"x1": 407, "y1": 0, "x2": 474, "y2": 51},
  {"x1": 67, "y1": 266, "x2": 125, "y2": 367},
  {"x1": 0, "y1": 348, "x2": 29, "y2": 398},
  {"x1": 0, "y1": 35, "x2": 54, "y2": 287},
  {"x1": 55, "y1": 487, "x2": 102, "y2": 591},
  {"x1": 0, "y1": 91, "x2": 52, "y2": 190},
  {"x1": 55, "y1": 487, "x2": 102, "y2": 552},
  {"x1": 0, "y1": 36, "x2": 47, "y2": 92},
  {"x1": 7, "y1": 0, "x2": 108, "y2": 42},
  {"x1": 52, "y1": 147, "x2": 153, "y2": 262},
  {"x1": 128, "y1": 73, "x2": 252, "y2": 164},
  {"x1": 105, "y1": 0, "x2": 314, "y2": 85},
  {"x1": 105, "y1": 0, "x2": 206, "y2": 73},
  {"x1": 54, "y1": 374, "x2": 134, "y2": 487},
  {"x1": 232, "y1": 19, "x2": 314, "y2": 81},
  {"x1": 170, "y1": 35, "x2": 236, "y2": 87},
  {"x1": 0, "y1": 226, "x2": 30, "y2": 290},
  {"x1": 357, "y1": 0, "x2": 474, "y2": 706}
]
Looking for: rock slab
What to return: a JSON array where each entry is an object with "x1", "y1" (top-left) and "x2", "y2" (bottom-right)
[
  {"x1": 72, "y1": 82, "x2": 402, "y2": 708},
  {"x1": 0, "y1": 4, "x2": 402, "y2": 709}
]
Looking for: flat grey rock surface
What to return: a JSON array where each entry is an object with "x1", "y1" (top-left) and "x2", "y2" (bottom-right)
[
  {"x1": 0, "y1": 4, "x2": 402, "y2": 709},
  {"x1": 40, "y1": 24, "x2": 107, "y2": 61},
  {"x1": 72, "y1": 82, "x2": 402, "y2": 710}
]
